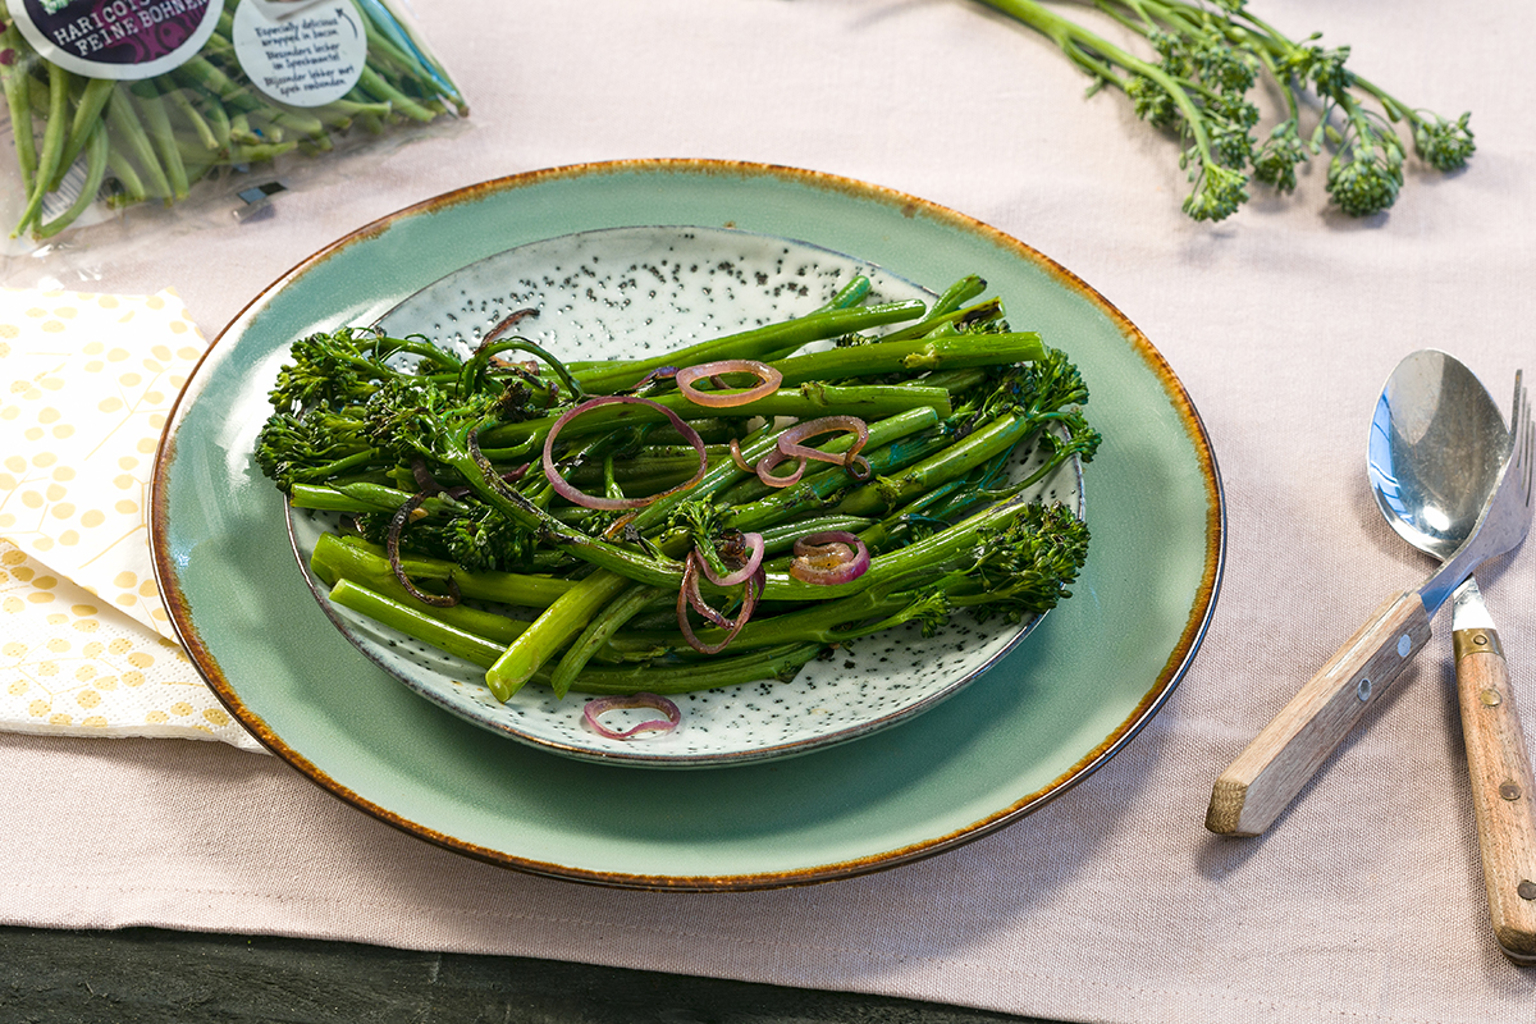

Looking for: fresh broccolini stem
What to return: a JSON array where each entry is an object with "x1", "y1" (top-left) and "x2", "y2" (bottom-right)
[
  {"x1": 486, "y1": 569, "x2": 632, "y2": 700},
  {"x1": 571, "y1": 300, "x2": 925, "y2": 394},
  {"x1": 981, "y1": 0, "x2": 1245, "y2": 221},
  {"x1": 971, "y1": 0, "x2": 1472, "y2": 220}
]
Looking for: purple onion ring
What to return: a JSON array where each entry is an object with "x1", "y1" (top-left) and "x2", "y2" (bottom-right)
[{"x1": 582, "y1": 693, "x2": 682, "y2": 740}]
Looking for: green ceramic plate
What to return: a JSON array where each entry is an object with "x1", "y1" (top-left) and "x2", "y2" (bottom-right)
[{"x1": 150, "y1": 160, "x2": 1223, "y2": 891}]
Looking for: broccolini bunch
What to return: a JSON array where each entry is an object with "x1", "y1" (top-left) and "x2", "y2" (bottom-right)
[
  {"x1": 978, "y1": 0, "x2": 1473, "y2": 221},
  {"x1": 258, "y1": 275, "x2": 1100, "y2": 700}
]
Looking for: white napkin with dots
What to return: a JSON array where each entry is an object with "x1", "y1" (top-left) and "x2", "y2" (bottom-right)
[{"x1": 0, "y1": 286, "x2": 262, "y2": 751}]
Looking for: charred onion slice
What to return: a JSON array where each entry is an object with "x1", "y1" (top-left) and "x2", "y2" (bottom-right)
[
  {"x1": 755, "y1": 415, "x2": 870, "y2": 488},
  {"x1": 627, "y1": 365, "x2": 678, "y2": 392},
  {"x1": 694, "y1": 531, "x2": 765, "y2": 588},
  {"x1": 754, "y1": 448, "x2": 806, "y2": 488},
  {"x1": 675, "y1": 359, "x2": 782, "y2": 408},
  {"x1": 789, "y1": 530, "x2": 871, "y2": 585},
  {"x1": 677, "y1": 553, "x2": 764, "y2": 655},
  {"x1": 778, "y1": 415, "x2": 870, "y2": 469},
  {"x1": 728, "y1": 437, "x2": 755, "y2": 472},
  {"x1": 542, "y1": 396, "x2": 707, "y2": 510},
  {"x1": 386, "y1": 492, "x2": 461, "y2": 607},
  {"x1": 583, "y1": 692, "x2": 682, "y2": 740}
]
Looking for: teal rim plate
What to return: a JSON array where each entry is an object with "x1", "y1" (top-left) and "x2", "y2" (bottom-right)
[{"x1": 150, "y1": 159, "x2": 1223, "y2": 891}]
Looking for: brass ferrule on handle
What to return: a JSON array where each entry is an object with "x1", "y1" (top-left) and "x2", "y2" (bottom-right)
[{"x1": 1454, "y1": 627, "x2": 1504, "y2": 662}]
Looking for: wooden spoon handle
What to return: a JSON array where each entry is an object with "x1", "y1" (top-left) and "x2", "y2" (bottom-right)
[
  {"x1": 1454, "y1": 626, "x2": 1536, "y2": 963},
  {"x1": 1206, "y1": 590, "x2": 1432, "y2": 836}
]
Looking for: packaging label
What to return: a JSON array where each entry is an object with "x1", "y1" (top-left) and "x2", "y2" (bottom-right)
[
  {"x1": 231, "y1": 0, "x2": 366, "y2": 108},
  {"x1": 9, "y1": 0, "x2": 225, "y2": 81}
]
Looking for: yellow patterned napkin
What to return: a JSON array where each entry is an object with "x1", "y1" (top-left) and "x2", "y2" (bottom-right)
[{"x1": 0, "y1": 287, "x2": 262, "y2": 751}]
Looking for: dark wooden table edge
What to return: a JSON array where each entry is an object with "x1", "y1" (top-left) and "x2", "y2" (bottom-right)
[{"x1": 0, "y1": 925, "x2": 1061, "y2": 1023}]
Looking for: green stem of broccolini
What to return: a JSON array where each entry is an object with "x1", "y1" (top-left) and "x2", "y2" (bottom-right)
[
  {"x1": 328, "y1": 578, "x2": 822, "y2": 694},
  {"x1": 971, "y1": 0, "x2": 1472, "y2": 220}
]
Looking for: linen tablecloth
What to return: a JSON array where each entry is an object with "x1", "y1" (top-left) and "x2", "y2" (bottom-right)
[{"x1": 3, "y1": 2, "x2": 1533, "y2": 1021}]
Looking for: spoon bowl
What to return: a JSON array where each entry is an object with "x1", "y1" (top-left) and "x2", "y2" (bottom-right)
[{"x1": 1368, "y1": 349, "x2": 1513, "y2": 562}]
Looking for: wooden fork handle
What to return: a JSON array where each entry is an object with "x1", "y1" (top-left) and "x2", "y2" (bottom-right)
[
  {"x1": 1206, "y1": 591, "x2": 1433, "y2": 836},
  {"x1": 1454, "y1": 626, "x2": 1536, "y2": 963}
]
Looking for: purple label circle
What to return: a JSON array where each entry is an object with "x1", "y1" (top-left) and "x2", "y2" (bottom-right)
[{"x1": 11, "y1": 0, "x2": 224, "y2": 80}]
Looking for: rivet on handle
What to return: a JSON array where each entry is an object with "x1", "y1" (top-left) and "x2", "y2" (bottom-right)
[
  {"x1": 1482, "y1": 688, "x2": 1504, "y2": 707},
  {"x1": 1500, "y1": 782, "x2": 1523, "y2": 802},
  {"x1": 1397, "y1": 634, "x2": 1412, "y2": 658},
  {"x1": 1356, "y1": 677, "x2": 1373, "y2": 702},
  {"x1": 1519, "y1": 881, "x2": 1536, "y2": 902}
]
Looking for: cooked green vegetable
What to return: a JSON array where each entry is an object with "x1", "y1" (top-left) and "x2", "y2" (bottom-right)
[
  {"x1": 976, "y1": 0, "x2": 1473, "y2": 220},
  {"x1": 0, "y1": 0, "x2": 466, "y2": 239},
  {"x1": 257, "y1": 275, "x2": 1099, "y2": 701}
]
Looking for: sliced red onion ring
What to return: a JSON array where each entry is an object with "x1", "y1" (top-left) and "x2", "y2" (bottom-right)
[
  {"x1": 583, "y1": 692, "x2": 682, "y2": 740},
  {"x1": 777, "y1": 415, "x2": 870, "y2": 469},
  {"x1": 754, "y1": 449, "x2": 806, "y2": 489},
  {"x1": 675, "y1": 359, "x2": 782, "y2": 408},
  {"x1": 695, "y1": 531, "x2": 765, "y2": 588},
  {"x1": 728, "y1": 437, "x2": 755, "y2": 473},
  {"x1": 542, "y1": 396, "x2": 707, "y2": 510},
  {"x1": 789, "y1": 530, "x2": 871, "y2": 585},
  {"x1": 681, "y1": 554, "x2": 732, "y2": 629},
  {"x1": 753, "y1": 415, "x2": 870, "y2": 488},
  {"x1": 677, "y1": 554, "x2": 764, "y2": 655}
]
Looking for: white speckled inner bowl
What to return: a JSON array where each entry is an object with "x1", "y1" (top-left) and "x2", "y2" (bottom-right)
[{"x1": 287, "y1": 225, "x2": 1084, "y2": 768}]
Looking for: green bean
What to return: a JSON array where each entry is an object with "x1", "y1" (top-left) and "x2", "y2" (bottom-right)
[
  {"x1": 166, "y1": 87, "x2": 218, "y2": 150},
  {"x1": 357, "y1": 64, "x2": 437, "y2": 122},
  {"x1": 0, "y1": 25, "x2": 37, "y2": 197},
  {"x1": 104, "y1": 145, "x2": 146, "y2": 205},
  {"x1": 35, "y1": 119, "x2": 108, "y2": 240},
  {"x1": 106, "y1": 83, "x2": 173, "y2": 200},
  {"x1": 48, "y1": 75, "x2": 113, "y2": 192},
  {"x1": 130, "y1": 80, "x2": 188, "y2": 200},
  {"x1": 13, "y1": 61, "x2": 69, "y2": 235},
  {"x1": 184, "y1": 85, "x2": 231, "y2": 149}
]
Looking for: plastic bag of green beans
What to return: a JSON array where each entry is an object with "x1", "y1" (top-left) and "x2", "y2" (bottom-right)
[{"x1": 0, "y1": 0, "x2": 466, "y2": 251}]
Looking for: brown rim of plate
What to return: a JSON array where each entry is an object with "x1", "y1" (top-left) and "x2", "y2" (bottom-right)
[{"x1": 149, "y1": 157, "x2": 1225, "y2": 892}]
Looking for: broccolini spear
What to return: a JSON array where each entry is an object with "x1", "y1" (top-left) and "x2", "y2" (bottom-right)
[{"x1": 974, "y1": 0, "x2": 1473, "y2": 220}]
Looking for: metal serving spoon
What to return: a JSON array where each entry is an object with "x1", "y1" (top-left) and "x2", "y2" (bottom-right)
[{"x1": 1207, "y1": 350, "x2": 1532, "y2": 837}]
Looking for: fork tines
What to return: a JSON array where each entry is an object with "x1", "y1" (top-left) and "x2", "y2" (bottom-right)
[{"x1": 1514, "y1": 369, "x2": 1533, "y2": 507}]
